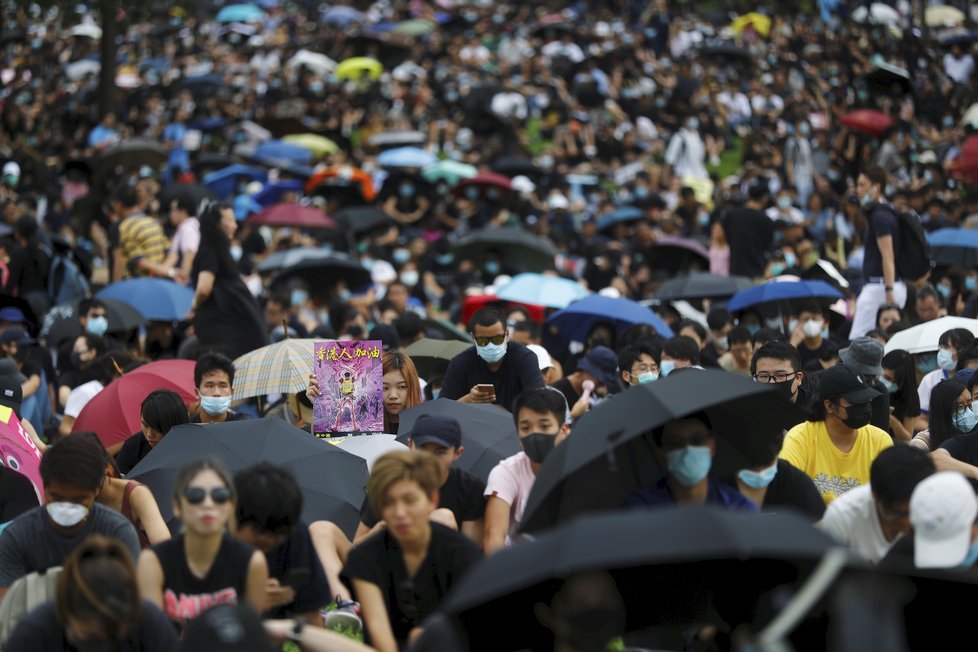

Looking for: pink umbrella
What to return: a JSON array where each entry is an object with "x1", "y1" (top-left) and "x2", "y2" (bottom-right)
[
  {"x1": 247, "y1": 203, "x2": 339, "y2": 230},
  {"x1": 0, "y1": 406, "x2": 43, "y2": 503},
  {"x1": 454, "y1": 172, "x2": 513, "y2": 201},
  {"x1": 840, "y1": 109, "x2": 894, "y2": 138}
]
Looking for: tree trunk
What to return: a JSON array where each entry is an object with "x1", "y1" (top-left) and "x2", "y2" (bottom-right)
[{"x1": 97, "y1": 0, "x2": 119, "y2": 120}]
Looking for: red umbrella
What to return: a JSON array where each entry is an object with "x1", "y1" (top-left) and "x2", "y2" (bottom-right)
[
  {"x1": 247, "y1": 203, "x2": 338, "y2": 230},
  {"x1": 454, "y1": 172, "x2": 513, "y2": 200},
  {"x1": 840, "y1": 109, "x2": 894, "y2": 137},
  {"x1": 73, "y1": 360, "x2": 197, "y2": 449},
  {"x1": 953, "y1": 134, "x2": 978, "y2": 184}
]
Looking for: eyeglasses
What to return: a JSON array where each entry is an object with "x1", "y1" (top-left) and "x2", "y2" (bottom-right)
[
  {"x1": 473, "y1": 333, "x2": 506, "y2": 347},
  {"x1": 184, "y1": 486, "x2": 232, "y2": 505},
  {"x1": 754, "y1": 371, "x2": 797, "y2": 383}
]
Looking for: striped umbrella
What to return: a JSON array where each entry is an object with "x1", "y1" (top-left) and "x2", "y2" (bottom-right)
[{"x1": 232, "y1": 338, "x2": 321, "y2": 400}]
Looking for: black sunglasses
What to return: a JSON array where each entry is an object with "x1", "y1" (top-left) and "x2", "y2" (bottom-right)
[
  {"x1": 473, "y1": 333, "x2": 506, "y2": 347},
  {"x1": 184, "y1": 486, "x2": 232, "y2": 505}
]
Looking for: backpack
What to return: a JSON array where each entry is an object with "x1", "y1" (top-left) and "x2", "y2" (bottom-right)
[
  {"x1": 885, "y1": 206, "x2": 934, "y2": 283},
  {"x1": 40, "y1": 243, "x2": 90, "y2": 306},
  {"x1": 0, "y1": 566, "x2": 62, "y2": 647}
]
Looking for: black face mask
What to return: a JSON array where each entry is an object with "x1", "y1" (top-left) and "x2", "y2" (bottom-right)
[
  {"x1": 522, "y1": 432, "x2": 557, "y2": 464},
  {"x1": 772, "y1": 378, "x2": 796, "y2": 402},
  {"x1": 837, "y1": 402, "x2": 873, "y2": 429}
]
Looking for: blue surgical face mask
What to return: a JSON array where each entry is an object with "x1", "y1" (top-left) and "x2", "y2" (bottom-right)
[
  {"x1": 961, "y1": 540, "x2": 978, "y2": 569},
  {"x1": 399, "y1": 184, "x2": 415, "y2": 198},
  {"x1": 697, "y1": 212, "x2": 710, "y2": 226},
  {"x1": 738, "y1": 460, "x2": 779, "y2": 489},
  {"x1": 784, "y1": 251, "x2": 797, "y2": 268},
  {"x1": 200, "y1": 395, "x2": 232, "y2": 417},
  {"x1": 967, "y1": 277, "x2": 978, "y2": 293},
  {"x1": 880, "y1": 377, "x2": 899, "y2": 393},
  {"x1": 778, "y1": 196, "x2": 792, "y2": 209},
  {"x1": 938, "y1": 348, "x2": 956, "y2": 372},
  {"x1": 339, "y1": 289, "x2": 352, "y2": 303},
  {"x1": 665, "y1": 445, "x2": 712, "y2": 487},
  {"x1": 435, "y1": 253, "x2": 454, "y2": 266},
  {"x1": 291, "y1": 289, "x2": 309, "y2": 307},
  {"x1": 659, "y1": 360, "x2": 676, "y2": 377},
  {"x1": 393, "y1": 248, "x2": 411, "y2": 264},
  {"x1": 788, "y1": 319, "x2": 800, "y2": 334},
  {"x1": 860, "y1": 193, "x2": 874, "y2": 209},
  {"x1": 633, "y1": 371, "x2": 658, "y2": 385},
  {"x1": 955, "y1": 407, "x2": 978, "y2": 433},
  {"x1": 745, "y1": 323, "x2": 760, "y2": 335},
  {"x1": 86, "y1": 316, "x2": 108, "y2": 336},
  {"x1": 917, "y1": 354, "x2": 938, "y2": 374},
  {"x1": 937, "y1": 284, "x2": 952, "y2": 299},
  {"x1": 769, "y1": 262, "x2": 786, "y2": 276},
  {"x1": 477, "y1": 341, "x2": 507, "y2": 364},
  {"x1": 432, "y1": 387, "x2": 441, "y2": 399},
  {"x1": 485, "y1": 261, "x2": 501, "y2": 276},
  {"x1": 764, "y1": 316, "x2": 782, "y2": 330}
]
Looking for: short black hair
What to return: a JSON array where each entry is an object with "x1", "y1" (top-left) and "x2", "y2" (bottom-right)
[
  {"x1": 40, "y1": 432, "x2": 108, "y2": 490},
  {"x1": 110, "y1": 184, "x2": 139, "y2": 209},
  {"x1": 751, "y1": 341, "x2": 802, "y2": 375},
  {"x1": 797, "y1": 301, "x2": 823, "y2": 317},
  {"x1": 870, "y1": 445, "x2": 935, "y2": 506},
  {"x1": 750, "y1": 327, "x2": 785, "y2": 348},
  {"x1": 861, "y1": 165, "x2": 887, "y2": 188},
  {"x1": 513, "y1": 321, "x2": 540, "y2": 340},
  {"x1": 512, "y1": 387, "x2": 568, "y2": 426},
  {"x1": 395, "y1": 312, "x2": 424, "y2": 341},
  {"x1": 652, "y1": 411, "x2": 712, "y2": 447},
  {"x1": 468, "y1": 307, "x2": 505, "y2": 332},
  {"x1": 939, "y1": 328, "x2": 975, "y2": 352},
  {"x1": 706, "y1": 309, "x2": 733, "y2": 331},
  {"x1": 234, "y1": 462, "x2": 303, "y2": 535},
  {"x1": 618, "y1": 343, "x2": 658, "y2": 374},
  {"x1": 957, "y1": 344, "x2": 978, "y2": 370},
  {"x1": 78, "y1": 298, "x2": 106, "y2": 317},
  {"x1": 141, "y1": 389, "x2": 189, "y2": 435},
  {"x1": 194, "y1": 352, "x2": 235, "y2": 388},
  {"x1": 917, "y1": 284, "x2": 943, "y2": 307},
  {"x1": 676, "y1": 319, "x2": 707, "y2": 344},
  {"x1": 663, "y1": 335, "x2": 700, "y2": 365},
  {"x1": 728, "y1": 326, "x2": 751, "y2": 346}
]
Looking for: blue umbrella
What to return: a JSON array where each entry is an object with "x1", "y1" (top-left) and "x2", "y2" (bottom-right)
[
  {"x1": 202, "y1": 164, "x2": 267, "y2": 199},
  {"x1": 216, "y1": 3, "x2": 266, "y2": 23},
  {"x1": 253, "y1": 140, "x2": 314, "y2": 166},
  {"x1": 496, "y1": 273, "x2": 590, "y2": 309},
  {"x1": 597, "y1": 206, "x2": 644, "y2": 232},
  {"x1": 321, "y1": 5, "x2": 365, "y2": 27},
  {"x1": 96, "y1": 279, "x2": 195, "y2": 321},
  {"x1": 927, "y1": 228, "x2": 978, "y2": 267},
  {"x1": 726, "y1": 280, "x2": 843, "y2": 313},
  {"x1": 546, "y1": 294, "x2": 674, "y2": 344},
  {"x1": 377, "y1": 146, "x2": 437, "y2": 168},
  {"x1": 253, "y1": 179, "x2": 305, "y2": 207},
  {"x1": 188, "y1": 116, "x2": 227, "y2": 132}
]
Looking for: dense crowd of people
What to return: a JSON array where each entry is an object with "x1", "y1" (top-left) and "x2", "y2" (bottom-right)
[{"x1": 3, "y1": 0, "x2": 978, "y2": 649}]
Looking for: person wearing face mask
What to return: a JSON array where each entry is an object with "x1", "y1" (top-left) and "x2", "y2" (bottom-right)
[
  {"x1": 0, "y1": 433, "x2": 141, "y2": 602},
  {"x1": 820, "y1": 444, "x2": 934, "y2": 564},
  {"x1": 623, "y1": 412, "x2": 757, "y2": 512},
  {"x1": 916, "y1": 328, "x2": 975, "y2": 421},
  {"x1": 881, "y1": 350, "x2": 924, "y2": 442},
  {"x1": 618, "y1": 344, "x2": 659, "y2": 389},
  {"x1": 788, "y1": 303, "x2": 832, "y2": 369},
  {"x1": 700, "y1": 308, "x2": 734, "y2": 368},
  {"x1": 383, "y1": 178, "x2": 430, "y2": 225},
  {"x1": 718, "y1": 327, "x2": 753, "y2": 377},
  {"x1": 190, "y1": 353, "x2": 249, "y2": 424},
  {"x1": 484, "y1": 388, "x2": 571, "y2": 553},
  {"x1": 911, "y1": 379, "x2": 975, "y2": 452},
  {"x1": 440, "y1": 308, "x2": 544, "y2": 412},
  {"x1": 658, "y1": 335, "x2": 700, "y2": 378},
  {"x1": 780, "y1": 365, "x2": 894, "y2": 505},
  {"x1": 664, "y1": 115, "x2": 707, "y2": 182},
  {"x1": 751, "y1": 341, "x2": 807, "y2": 420},
  {"x1": 551, "y1": 345, "x2": 618, "y2": 420}
]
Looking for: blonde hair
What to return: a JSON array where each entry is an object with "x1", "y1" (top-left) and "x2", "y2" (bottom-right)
[
  {"x1": 382, "y1": 351, "x2": 421, "y2": 432},
  {"x1": 367, "y1": 450, "x2": 441, "y2": 516}
]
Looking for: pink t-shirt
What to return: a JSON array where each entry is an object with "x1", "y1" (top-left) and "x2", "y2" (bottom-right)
[
  {"x1": 170, "y1": 217, "x2": 200, "y2": 257},
  {"x1": 484, "y1": 452, "x2": 536, "y2": 545}
]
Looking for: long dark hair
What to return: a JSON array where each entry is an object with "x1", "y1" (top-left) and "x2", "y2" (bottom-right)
[
  {"x1": 882, "y1": 350, "x2": 921, "y2": 418},
  {"x1": 929, "y1": 380, "x2": 968, "y2": 449},
  {"x1": 198, "y1": 200, "x2": 235, "y2": 271}
]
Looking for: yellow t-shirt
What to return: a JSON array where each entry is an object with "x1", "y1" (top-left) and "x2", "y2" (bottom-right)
[{"x1": 780, "y1": 420, "x2": 893, "y2": 505}]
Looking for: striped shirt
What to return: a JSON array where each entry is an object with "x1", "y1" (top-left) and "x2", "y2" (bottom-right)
[{"x1": 119, "y1": 213, "x2": 169, "y2": 278}]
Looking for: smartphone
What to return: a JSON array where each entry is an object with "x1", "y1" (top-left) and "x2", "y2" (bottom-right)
[
  {"x1": 476, "y1": 384, "x2": 495, "y2": 395},
  {"x1": 283, "y1": 567, "x2": 311, "y2": 589}
]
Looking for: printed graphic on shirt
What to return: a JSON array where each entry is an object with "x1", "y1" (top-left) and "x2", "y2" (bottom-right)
[
  {"x1": 164, "y1": 587, "x2": 237, "y2": 621},
  {"x1": 812, "y1": 473, "x2": 861, "y2": 501}
]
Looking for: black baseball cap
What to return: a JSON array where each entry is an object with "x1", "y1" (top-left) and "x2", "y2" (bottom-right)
[
  {"x1": 407, "y1": 413, "x2": 462, "y2": 449},
  {"x1": 817, "y1": 365, "x2": 880, "y2": 404}
]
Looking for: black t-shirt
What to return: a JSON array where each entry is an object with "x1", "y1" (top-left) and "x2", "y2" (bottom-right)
[
  {"x1": 360, "y1": 467, "x2": 486, "y2": 529},
  {"x1": 265, "y1": 521, "x2": 332, "y2": 619},
  {"x1": 0, "y1": 467, "x2": 38, "y2": 523},
  {"x1": 796, "y1": 339, "x2": 832, "y2": 369},
  {"x1": 189, "y1": 410, "x2": 251, "y2": 424},
  {"x1": 152, "y1": 533, "x2": 255, "y2": 625},
  {"x1": 862, "y1": 203, "x2": 900, "y2": 280},
  {"x1": 440, "y1": 342, "x2": 544, "y2": 412},
  {"x1": 343, "y1": 523, "x2": 481, "y2": 648},
  {"x1": 116, "y1": 432, "x2": 153, "y2": 475},
  {"x1": 721, "y1": 206, "x2": 774, "y2": 278},
  {"x1": 763, "y1": 459, "x2": 826, "y2": 521},
  {"x1": 550, "y1": 378, "x2": 580, "y2": 412},
  {"x1": 940, "y1": 431, "x2": 978, "y2": 467}
]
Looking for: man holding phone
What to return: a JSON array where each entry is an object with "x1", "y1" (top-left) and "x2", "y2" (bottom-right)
[{"x1": 440, "y1": 308, "x2": 544, "y2": 411}]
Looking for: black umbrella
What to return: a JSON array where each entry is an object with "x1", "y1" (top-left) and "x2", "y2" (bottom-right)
[
  {"x1": 653, "y1": 272, "x2": 756, "y2": 301},
  {"x1": 157, "y1": 183, "x2": 216, "y2": 211},
  {"x1": 270, "y1": 251, "x2": 372, "y2": 292},
  {"x1": 438, "y1": 508, "x2": 838, "y2": 652},
  {"x1": 520, "y1": 369, "x2": 804, "y2": 534},
  {"x1": 865, "y1": 62, "x2": 912, "y2": 95},
  {"x1": 491, "y1": 156, "x2": 542, "y2": 178},
  {"x1": 395, "y1": 398, "x2": 520, "y2": 482},
  {"x1": 0, "y1": 294, "x2": 40, "y2": 335},
  {"x1": 127, "y1": 417, "x2": 368, "y2": 538},
  {"x1": 403, "y1": 338, "x2": 473, "y2": 381},
  {"x1": 367, "y1": 130, "x2": 427, "y2": 148},
  {"x1": 92, "y1": 139, "x2": 167, "y2": 178},
  {"x1": 454, "y1": 228, "x2": 558, "y2": 274},
  {"x1": 39, "y1": 297, "x2": 145, "y2": 346},
  {"x1": 170, "y1": 74, "x2": 225, "y2": 101},
  {"x1": 192, "y1": 153, "x2": 241, "y2": 177},
  {"x1": 423, "y1": 319, "x2": 473, "y2": 344},
  {"x1": 459, "y1": 84, "x2": 502, "y2": 112},
  {"x1": 699, "y1": 43, "x2": 752, "y2": 61}
]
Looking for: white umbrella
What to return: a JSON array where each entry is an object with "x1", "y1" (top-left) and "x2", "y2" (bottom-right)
[
  {"x1": 852, "y1": 2, "x2": 901, "y2": 26},
  {"x1": 883, "y1": 316, "x2": 978, "y2": 354},
  {"x1": 330, "y1": 435, "x2": 407, "y2": 471},
  {"x1": 65, "y1": 59, "x2": 100, "y2": 81},
  {"x1": 926, "y1": 4, "x2": 965, "y2": 27},
  {"x1": 286, "y1": 50, "x2": 336, "y2": 76},
  {"x1": 961, "y1": 102, "x2": 978, "y2": 128},
  {"x1": 67, "y1": 23, "x2": 102, "y2": 39}
]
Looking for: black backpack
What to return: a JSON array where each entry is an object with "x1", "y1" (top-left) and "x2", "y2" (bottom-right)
[{"x1": 884, "y1": 206, "x2": 934, "y2": 283}]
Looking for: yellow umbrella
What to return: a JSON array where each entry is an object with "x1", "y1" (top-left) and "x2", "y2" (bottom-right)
[
  {"x1": 730, "y1": 12, "x2": 771, "y2": 38},
  {"x1": 283, "y1": 134, "x2": 340, "y2": 156},
  {"x1": 335, "y1": 57, "x2": 383, "y2": 81},
  {"x1": 925, "y1": 4, "x2": 965, "y2": 27}
]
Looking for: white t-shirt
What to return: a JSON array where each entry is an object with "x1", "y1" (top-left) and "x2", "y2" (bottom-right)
[
  {"x1": 64, "y1": 380, "x2": 104, "y2": 419},
  {"x1": 818, "y1": 484, "x2": 898, "y2": 563},
  {"x1": 484, "y1": 452, "x2": 536, "y2": 545},
  {"x1": 917, "y1": 368, "x2": 948, "y2": 414}
]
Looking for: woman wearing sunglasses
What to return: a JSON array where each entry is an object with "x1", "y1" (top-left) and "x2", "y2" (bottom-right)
[{"x1": 137, "y1": 459, "x2": 268, "y2": 627}]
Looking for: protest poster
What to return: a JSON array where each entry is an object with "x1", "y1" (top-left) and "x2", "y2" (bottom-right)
[
  {"x1": 0, "y1": 405, "x2": 43, "y2": 502},
  {"x1": 312, "y1": 340, "x2": 384, "y2": 437}
]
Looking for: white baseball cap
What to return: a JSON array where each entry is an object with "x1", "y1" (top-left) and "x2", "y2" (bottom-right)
[
  {"x1": 911, "y1": 472, "x2": 978, "y2": 569},
  {"x1": 527, "y1": 344, "x2": 553, "y2": 371},
  {"x1": 2, "y1": 161, "x2": 20, "y2": 179}
]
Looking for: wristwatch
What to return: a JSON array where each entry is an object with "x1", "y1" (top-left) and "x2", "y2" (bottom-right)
[
  {"x1": 885, "y1": 285, "x2": 893, "y2": 291},
  {"x1": 289, "y1": 617, "x2": 307, "y2": 643}
]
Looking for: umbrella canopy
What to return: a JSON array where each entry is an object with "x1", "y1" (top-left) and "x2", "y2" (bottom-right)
[
  {"x1": 157, "y1": 183, "x2": 215, "y2": 211},
  {"x1": 331, "y1": 205, "x2": 395, "y2": 234},
  {"x1": 927, "y1": 228, "x2": 978, "y2": 267},
  {"x1": 253, "y1": 140, "x2": 314, "y2": 165},
  {"x1": 283, "y1": 133, "x2": 340, "y2": 156},
  {"x1": 840, "y1": 109, "x2": 894, "y2": 137},
  {"x1": 865, "y1": 62, "x2": 911, "y2": 95},
  {"x1": 442, "y1": 508, "x2": 838, "y2": 652},
  {"x1": 67, "y1": 23, "x2": 102, "y2": 39},
  {"x1": 201, "y1": 164, "x2": 267, "y2": 199},
  {"x1": 852, "y1": 2, "x2": 901, "y2": 25},
  {"x1": 253, "y1": 180, "x2": 304, "y2": 207},
  {"x1": 270, "y1": 252, "x2": 372, "y2": 292},
  {"x1": 403, "y1": 338, "x2": 473, "y2": 381},
  {"x1": 92, "y1": 139, "x2": 167, "y2": 178},
  {"x1": 424, "y1": 319, "x2": 473, "y2": 344},
  {"x1": 546, "y1": 294, "x2": 674, "y2": 344},
  {"x1": 730, "y1": 12, "x2": 771, "y2": 37},
  {"x1": 421, "y1": 159, "x2": 478, "y2": 186},
  {"x1": 73, "y1": 360, "x2": 197, "y2": 448},
  {"x1": 962, "y1": 103, "x2": 978, "y2": 128},
  {"x1": 285, "y1": 50, "x2": 336, "y2": 76},
  {"x1": 654, "y1": 272, "x2": 756, "y2": 301},
  {"x1": 495, "y1": 274, "x2": 589, "y2": 309},
  {"x1": 727, "y1": 280, "x2": 843, "y2": 313},
  {"x1": 521, "y1": 369, "x2": 804, "y2": 534},
  {"x1": 0, "y1": 406, "x2": 43, "y2": 503},
  {"x1": 247, "y1": 203, "x2": 337, "y2": 230},
  {"x1": 128, "y1": 418, "x2": 368, "y2": 538},
  {"x1": 698, "y1": 43, "x2": 752, "y2": 60},
  {"x1": 368, "y1": 130, "x2": 427, "y2": 148},
  {"x1": 392, "y1": 18, "x2": 435, "y2": 37},
  {"x1": 65, "y1": 59, "x2": 100, "y2": 81},
  {"x1": 335, "y1": 57, "x2": 383, "y2": 81},
  {"x1": 395, "y1": 399, "x2": 520, "y2": 482},
  {"x1": 96, "y1": 279, "x2": 195, "y2": 321},
  {"x1": 305, "y1": 166, "x2": 376, "y2": 202},
  {"x1": 233, "y1": 338, "x2": 320, "y2": 400},
  {"x1": 377, "y1": 146, "x2": 437, "y2": 169},
  {"x1": 0, "y1": 294, "x2": 39, "y2": 334},
  {"x1": 171, "y1": 75, "x2": 224, "y2": 101},
  {"x1": 926, "y1": 4, "x2": 965, "y2": 27},
  {"x1": 597, "y1": 206, "x2": 644, "y2": 232},
  {"x1": 453, "y1": 228, "x2": 558, "y2": 274},
  {"x1": 39, "y1": 298, "x2": 144, "y2": 346},
  {"x1": 331, "y1": 434, "x2": 407, "y2": 471},
  {"x1": 257, "y1": 247, "x2": 338, "y2": 274},
  {"x1": 455, "y1": 172, "x2": 513, "y2": 199},
  {"x1": 884, "y1": 316, "x2": 978, "y2": 354},
  {"x1": 647, "y1": 236, "x2": 710, "y2": 273},
  {"x1": 321, "y1": 5, "x2": 365, "y2": 28},
  {"x1": 216, "y1": 3, "x2": 266, "y2": 22}
]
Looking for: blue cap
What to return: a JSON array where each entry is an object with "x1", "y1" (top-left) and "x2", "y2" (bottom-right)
[{"x1": 0, "y1": 307, "x2": 26, "y2": 324}]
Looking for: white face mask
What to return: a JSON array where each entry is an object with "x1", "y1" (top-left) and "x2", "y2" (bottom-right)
[
  {"x1": 802, "y1": 319, "x2": 823, "y2": 338},
  {"x1": 46, "y1": 502, "x2": 89, "y2": 528}
]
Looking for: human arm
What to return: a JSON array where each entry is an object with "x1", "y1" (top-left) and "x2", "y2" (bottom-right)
[
  {"x1": 20, "y1": 417, "x2": 46, "y2": 453},
  {"x1": 888, "y1": 413, "x2": 912, "y2": 442},
  {"x1": 460, "y1": 518, "x2": 484, "y2": 548},
  {"x1": 456, "y1": 385, "x2": 496, "y2": 405},
  {"x1": 482, "y1": 496, "x2": 511, "y2": 555},
  {"x1": 353, "y1": 520, "x2": 385, "y2": 546},
  {"x1": 136, "y1": 550, "x2": 165, "y2": 608},
  {"x1": 131, "y1": 485, "x2": 171, "y2": 544},
  {"x1": 876, "y1": 233, "x2": 896, "y2": 304},
  {"x1": 931, "y1": 448, "x2": 978, "y2": 481},
  {"x1": 352, "y1": 579, "x2": 399, "y2": 652},
  {"x1": 264, "y1": 618, "x2": 374, "y2": 652},
  {"x1": 20, "y1": 373, "x2": 40, "y2": 399},
  {"x1": 245, "y1": 549, "x2": 270, "y2": 614}
]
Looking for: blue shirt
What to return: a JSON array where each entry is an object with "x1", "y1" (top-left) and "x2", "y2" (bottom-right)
[{"x1": 624, "y1": 478, "x2": 759, "y2": 512}]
